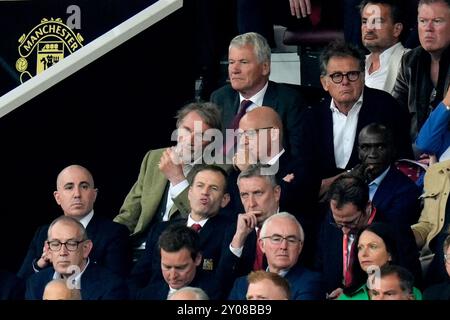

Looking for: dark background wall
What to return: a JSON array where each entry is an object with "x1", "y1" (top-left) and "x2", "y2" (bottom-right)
[{"x1": 0, "y1": 0, "x2": 235, "y2": 272}]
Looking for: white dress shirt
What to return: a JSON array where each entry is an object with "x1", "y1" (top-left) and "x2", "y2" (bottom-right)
[
  {"x1": 331, "y1": 95, "x2": 363, "y2": 169},
  {"x1": 239, "y1": 81, "x2": 269, "y2": 112}
]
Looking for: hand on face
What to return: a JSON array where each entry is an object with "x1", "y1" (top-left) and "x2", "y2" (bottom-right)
[{"x1": 159, "y1": 147, "x2": 185, "y2": 185}]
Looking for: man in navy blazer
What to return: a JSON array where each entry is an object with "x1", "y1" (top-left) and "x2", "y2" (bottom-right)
[
  {"x1": 314, "y1": 175, "x2": 421, "y2": 298},
  {"x1": 210, "y1": 32, "x2": 307, "y2": 158},
  {"x1": 18, "y1": 165, "x2": 130, "y2": 279},
  {"x1": 136, "y1": 224, "x2": 222, "y2": 300},
  {"x1": 312, "y1": 41, "x2": 412, "y2": 196},
  {"x1": 228, "y1": 212, "x2": 324, "y2": 300},
  {"x1": 128, "y1": 165, "x2": 233, "y2": 290},
  {"x1": 354, "y1": 123, "x2": 421, "y2": 226},
  {"x1": 25, "y1": 216, "x2": 128, "y2": 300}
]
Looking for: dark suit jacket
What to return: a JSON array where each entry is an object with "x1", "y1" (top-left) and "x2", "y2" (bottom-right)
[
  {"x1": 25, "y1": 263, "x2": 128, "y2": 300},
  {"x1": 423, "y1": 280, "x2": 450, "y2": 300},
  {"x1": 136, "y1": 269, "x2": 221, "y2": 300},
  {"x1": 18, "y1": 214, "x2": 131, "y2": 279},
  {"x1": 0, "y1": 271, "x2": 24, "y2": 300},
  {"x1": 128, "y1": 215, "x2": 234, "y2": 291},
  {"x1": 228, "y1": 264, "x2": 325, "y2": 300},
  {"x1": 372, "y1": 166, "x2": 421, "y2": 226},
  {"x1": 314, "y1": 210, "x2": 422, "y2": 293},
  {"x1": 311, "y1": 86, "x2": 412, "y2": 179},
  {"x1": 210, "y1": 81, "x2": 307, "y2": 158}
]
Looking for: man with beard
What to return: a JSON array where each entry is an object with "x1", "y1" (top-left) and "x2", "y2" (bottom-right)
[{"x1": 360, "y1": 0, "x2": 409, "y2": 94}]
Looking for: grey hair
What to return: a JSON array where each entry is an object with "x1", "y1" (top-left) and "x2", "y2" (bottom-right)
[
  {"x1": 168, "y1": 286, "x2": 209, "y2": 300},
  {"x1": 47, "y1": 216, "x2": 88, "y2": 241},
  {"x1": 175, "y1": 102, "x2": 222, "y2": 131},
  {"x1": 237, "y1": 164, "x2": 278, "y2": 188},
  {"x1": 260, "y1": 212, "x2": 304, "y2": 242},
  {"x1": 229, "y1": 32, "x2": 271, "y2": 64}
]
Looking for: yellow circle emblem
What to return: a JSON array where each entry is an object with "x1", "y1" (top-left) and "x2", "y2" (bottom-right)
[{"x1": 16, "y1": 57, "x2": 28, "y2": 72}]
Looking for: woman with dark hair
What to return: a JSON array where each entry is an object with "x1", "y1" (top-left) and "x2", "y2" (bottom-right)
[{"x1": 338, "y1": 222, "x2": 422, "y2": 300}]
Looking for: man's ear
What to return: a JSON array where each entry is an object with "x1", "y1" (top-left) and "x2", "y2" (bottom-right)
[
  {"x1": 82, "y1": 240, "x2": 93, "y2": 258},
  {"x1": 221, "y1": 193, "x2": 231, "y2": 208},
  {"x1": 53, "y1": 191, "x2": 61, "y2": 205},
  {"x1": 320, "y1": 76, "x2": 329, "y2": 91},
  {"x1": 194, "y1": 253, "x2": 202, "y2": 267},
  {"x1": 393, "y1": 22, "x2": 403, "y2": 38},
  {"x1": 259, "y1": 238, "x2": 265, "y2": 254},
  {"x1": 262, "y1": 61, "x2": 270, "y2": 77}
]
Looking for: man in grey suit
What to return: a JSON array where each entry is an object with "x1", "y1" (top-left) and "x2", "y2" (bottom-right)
[{"x1": 210, "y1": 32, "x2": 307, "y2": 158}]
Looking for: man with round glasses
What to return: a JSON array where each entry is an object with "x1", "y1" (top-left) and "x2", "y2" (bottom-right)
[
  {"x1": 18, "y1": 165, "x2": 130, "y2": 280},
  {"x1": 25, "y1": 216, "x2": 127, "y2": 300},
  {"x1": 228, "y1": 212, "x2": 324, "y2": 300},
  {"x1": 312, "y1": 40, "x2": 412, "y2": 198}
]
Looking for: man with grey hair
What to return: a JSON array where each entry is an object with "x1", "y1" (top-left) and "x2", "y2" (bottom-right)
[
  {"x1": 114, "y1": 102, "x2": 228, "y2": 259},
  {"x1": 228, "y1": 212, "x2": 324, "y2": 300},
  {"x1": 168, "y1": 286, "x2": 209, "y2": 300},
  {"x1": 25, "y1": 216, "x2": 127, "y2": 300},
  {"x1": 210, "y1": 32, "x2": 307, "y2": 158}
]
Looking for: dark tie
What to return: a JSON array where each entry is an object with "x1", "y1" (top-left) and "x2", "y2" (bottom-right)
[
  {"x1": 253, "y1": 229, "x2": 264, "y2": 271},
  {"x1": 229, "y1": 99, "x2": 253, "y2": 130},
  {"x1": 191, "y1": 223, "x2": 202, "y2": 233}
]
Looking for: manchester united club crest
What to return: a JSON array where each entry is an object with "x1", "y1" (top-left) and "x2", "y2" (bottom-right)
[{"x1": 16, "y1": 18, "x2": 84, "y2": 83}]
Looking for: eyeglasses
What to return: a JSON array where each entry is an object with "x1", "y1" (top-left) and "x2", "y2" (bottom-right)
[
  {"x1": 330, "y1": 214, "x2": 363, "y2": 232},
  {"x1": 47, "y1": 240, "x2": 85, "y2": 252},
  {"x1": 237, "y1": 127, "x2": 273, "y2": 139},
  {"x1": 261, "y1": 235, "x2": 302, "y2": 245},
  {"x1": 327, "y1": 71, "x2": 361, "y2": 84}
]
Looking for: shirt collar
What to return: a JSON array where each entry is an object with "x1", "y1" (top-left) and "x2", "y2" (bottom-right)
[
  {"x1": 52, "y1": 258, "x2": 90, "y2": 289},
  {"x1": 187, "y1": 214, "x2": 209, "y2": 227},
  {"x1": 239, "y1": 81, "x2": 269, "y2": 107},
  {"x1": 330, "y1": 92, "x2": 364, "y2": 115},
  {"x1": 366, "y1": 42, "x2": 402, "y2": 69},
  {"x1": 368, "y1": 166, "x2": 390, "y2": 186},
  {"x1": 78, "y1": 210, "x2": 94, "y2": 229}
]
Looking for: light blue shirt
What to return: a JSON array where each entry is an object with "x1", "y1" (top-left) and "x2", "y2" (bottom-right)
[{"x1": 368, "y1": 166, "x2": 390, "y2": 201}]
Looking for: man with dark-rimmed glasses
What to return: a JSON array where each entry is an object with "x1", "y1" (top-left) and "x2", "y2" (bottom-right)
[
  {"x1": 25, "y1": 216, "x2": 128, "y2": 300},
  {"x1": 311, "y1": 40, "x2": 412, "y2": 199},
  {"x1": 314, "y1": 174, "x2": 420, "y2": 299},
  {"x1": 228, "y1": 212, "x2": 324, "y2": 300}
]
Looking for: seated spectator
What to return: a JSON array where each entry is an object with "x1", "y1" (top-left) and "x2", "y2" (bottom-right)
[
  {"x1": 128, "y1": 165, "x2": 232, "y2": 291},
  {"x1": 246, "y1": 270, "x2": 290, "y2": 300},
  {"x1": 18, "y1": 165, "x2": 130, "y2": 279},
  {"x1": 313, "y1": 40, "x2": 412, "y2": 197},
  {"x1": 113, "y1": 102, "x2": 225, "y2": 256},
  {"x1": 416, "y1": 87, "x2": 450, "y2": 162},
  {"x1": 352, "y1": 123, "x2": 421, "y2": 226},
  {"x1": 25, "y1": 216, "x2": 128, "y2": 300},
  {"x1": 168, "y1": 286, "x2": 209, "y2": 300},
  {"x1": 230, "y1": 106, "x2": 319, "y2": 233},
  {"x1": 423, "y1": 234, "x2": 450, "y2": 300},
  {"x1": 0, "y1": 271, "x2": 24, "y2": 300},
  {"x1": 135, "y1": 225, "x2": 222, "y2": 300},
  {"x1": 229, "y1": 212, "x2": 324, "y2": 300},
  {"x1": 360, "y1": 0, "x2": 410, "y2": 94},
  {"x1": 315, "y1": 175, "x2": 421, "y2": 299},
  {"x1": 392, "y1": 0, "x2": 450, "y2": 147},
  {"x1": 210, "y1": 32, "x2": 308, "y2": 159},
  {"x1": 369, "y1": 265, "x2": 417, "y2": 300},
  {"x1": 338, "y1": 223, "x2": 422, "y2": 300},
  {"x1": 43, "y1": 279, "x2": 81, "y2": 300},
  {"x1": 412, "y1": 159, "x2": 450, "y2": 285}
]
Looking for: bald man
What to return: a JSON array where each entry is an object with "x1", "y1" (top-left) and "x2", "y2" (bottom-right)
[
  {"x1": 18, "y1": 165, "x2": 130, "y2": 279},
  {"x1": 228, "y1": 107, "x2": 320, "y2": 267},
  {"x1": 43, "y1": 279, "x2": 81, "y2": 300}
]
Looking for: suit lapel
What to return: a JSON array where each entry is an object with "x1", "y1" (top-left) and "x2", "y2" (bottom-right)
[{"x1": 262, "y1": 81, "x2": 277, "y2": 108}]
